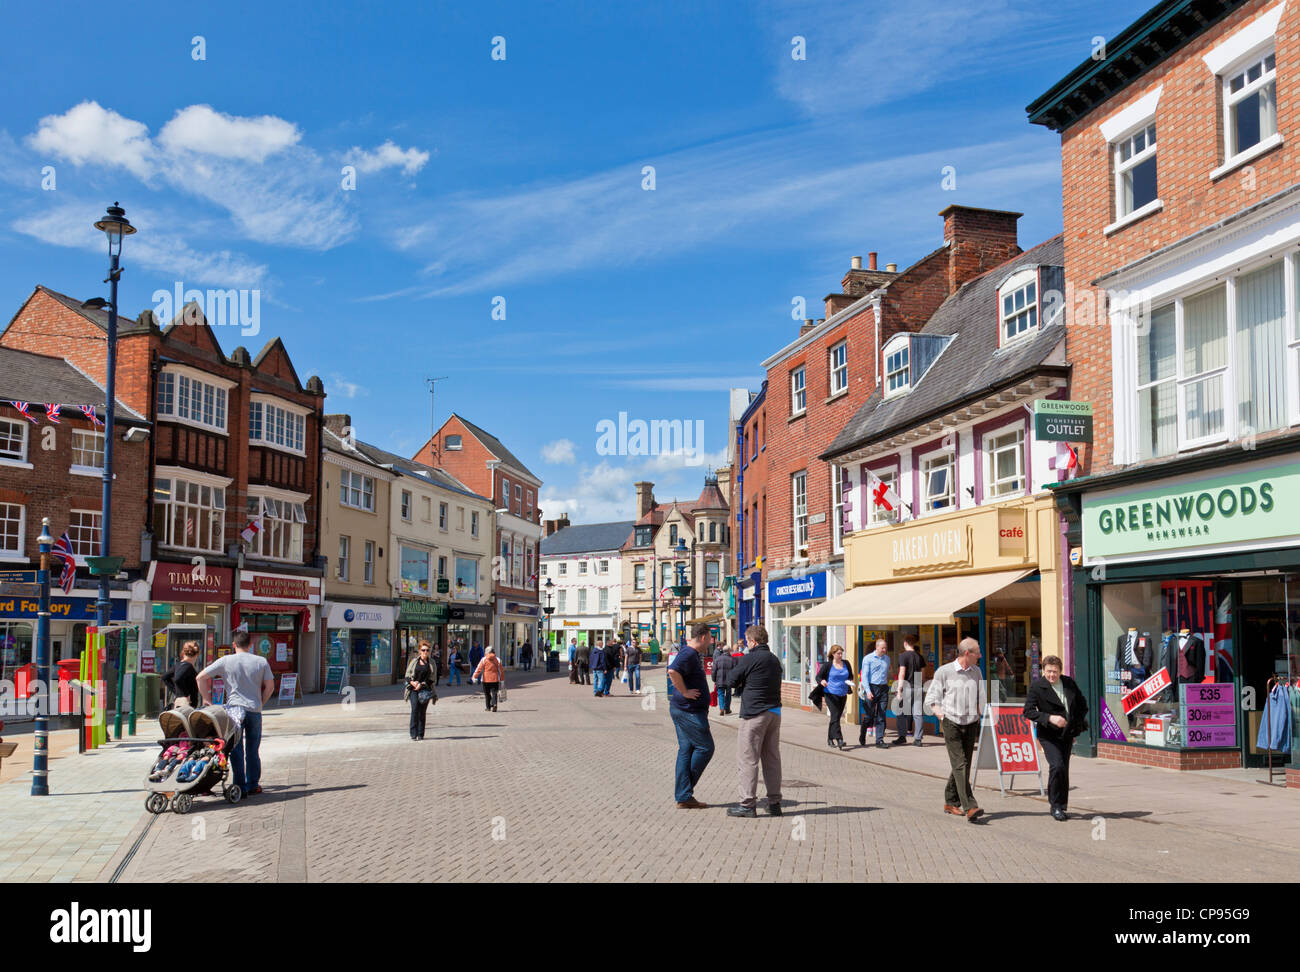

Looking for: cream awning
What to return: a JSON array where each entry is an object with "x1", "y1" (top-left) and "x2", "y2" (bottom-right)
[{"x1": 785, "y1": 569, "x2": 1035, "y2": 626}]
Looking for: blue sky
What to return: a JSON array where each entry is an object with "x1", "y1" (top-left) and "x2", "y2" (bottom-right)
[{"x1": 0, "y1": 0, "x2": 1151, "y2": 521}]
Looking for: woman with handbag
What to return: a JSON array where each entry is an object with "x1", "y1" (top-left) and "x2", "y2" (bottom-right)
[
  {"x1": 404, "y1": 641, "x2": 437, "y2": 740},
  {"x1": 162, "y1": 641, "x2": 201, "y2": 709},
  {"x1": 473, "y1": 646, "x2": 505, "y2": 712},
  {"x1": 815, "y1": 645, "x2": 855, "y2": 750}
]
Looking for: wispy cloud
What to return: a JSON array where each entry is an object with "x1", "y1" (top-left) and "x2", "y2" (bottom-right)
[
  {"x1": 541, "y1": 439, "x2": 577, "y2": 464},
  {"x1": 347, "y1": 140, "x2": 431, "y2": 176}
]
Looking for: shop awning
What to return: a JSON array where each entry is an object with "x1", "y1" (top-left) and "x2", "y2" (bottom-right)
[{"x1": 785, "y1": 569, "x2": 1035, "y2": 626}]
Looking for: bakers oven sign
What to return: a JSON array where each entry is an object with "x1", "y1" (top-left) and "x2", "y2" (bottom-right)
[
  {"x1": 891, "y1": 525, "x2": 972, "y2": 572},
  {"x1": 251, "y1": 575, "x2": 312, "y2": 601}
]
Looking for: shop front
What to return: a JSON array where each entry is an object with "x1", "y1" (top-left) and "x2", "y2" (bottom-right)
[
  {"x1": 233, "y1": 569, "x2": 321, "y2": 693},
  {"x1": 447, "y1": 603, "x2": 491, "y2": 668},
  {"x1": 324, "y1": 600, "x2": 396, "y2": 689},
  {"x1": 396, "y1": 597, "x2": 448, "y2": 678},
  {"x1": 1058, "y1": 446, "x2": 1300, "y2": 774},
  {"x1": 149, "y1": 561, "x2": 233, "y2": 675},
  {"x1": 767, "y1": 569, "x2": 846, "y2": 708},
  {"x1": 496, "y1": 597, "x2": 540, "y2": 668},
  {"x1": 790, "y1": 496, "x2": 1063, "y2": 717},
  {"x1": 0, "y1": 588, "x2": 129, "y2": 682}
]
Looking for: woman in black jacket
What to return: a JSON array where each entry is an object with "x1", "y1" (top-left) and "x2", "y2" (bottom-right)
[
  {"x1": 162, "y1": 641, "x2": 201, "y2": 708},
  {"x1": 1022, "y1": 654, "x2": 1089, "y2": 821},
  {"x1": 404, "y1": 642, "x2": 437, "y2": 740},
  {"x1": 815, "y1": 645, "x2": 855, "y2": 750}
]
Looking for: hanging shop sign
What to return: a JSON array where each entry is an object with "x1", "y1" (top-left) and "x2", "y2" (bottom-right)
[
  {"x1": 1033, "y1": 400, "x2": 1093, "y2": 442},
  {"x1": 1081, "y1": 456, "x2": 1300, "y2": 564}
]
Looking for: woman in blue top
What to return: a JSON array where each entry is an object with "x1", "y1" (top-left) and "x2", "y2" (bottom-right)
[{"x1": 815, "y1": 645, "x2": 855, "y2": 750}]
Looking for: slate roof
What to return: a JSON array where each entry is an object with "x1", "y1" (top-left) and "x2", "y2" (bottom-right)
[
  {"x1": 691, "y1": 479, "x2": 729, "y2": 512},
  {"x1": 0, "y1": 347, "x2": 147, "y2": 424},
  {"x1": 540, "y1": 520, "x2": 635, "y2": 556},
  {"x1": 822, "y1": 234, "x2": 1067, "y2": 461},
  {"x1": 453, "y1": 413, "x2": 539, "y2": 481}
]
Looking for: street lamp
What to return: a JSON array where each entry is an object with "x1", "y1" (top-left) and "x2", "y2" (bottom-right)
[
  {"x1": 671, "y1": 538, "x2": 693, "y2": 649},
  {"x1": 88, "y1": 203, "x2": 135, "y2": 636},
  {"x1": 30, "y1": 519, "x2": 53, "y2": 795},
  {"x1": 542, "y1": 577, "x2": 555, "y2": 662}
]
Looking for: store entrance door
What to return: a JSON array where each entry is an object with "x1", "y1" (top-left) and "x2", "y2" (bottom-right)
[{"x1": 1239, "y1": 576, "x2": 1299, "y2": 768}]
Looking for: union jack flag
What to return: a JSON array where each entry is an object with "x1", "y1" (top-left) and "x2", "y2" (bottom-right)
[
  {"x1": 44, "y1": 404, "x2": 61, "y2": 424},
  {"x1": 52, "y1": 532, "x2": 76, "y2": 595},
  {"x1": 80, "y1": 405, "x2": 103, "y2": 428},
  {"x1": 9, "y1": 401, "x2": 38, "y2": 424}
]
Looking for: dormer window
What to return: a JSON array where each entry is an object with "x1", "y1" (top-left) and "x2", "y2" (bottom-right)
[
  {"x1": 885, "y1": 344, "x2": 910, "y2": 397},
  {"x1": 999, "y1": 269, "x2": 1039, "y2": 345},
  {"x1": 635, "y1": 525, "x2": 652, "y2": 546}
]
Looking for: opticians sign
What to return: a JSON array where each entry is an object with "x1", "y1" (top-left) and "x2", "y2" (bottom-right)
[{"x1": 1081, "y1": 456, "x2": 1300, "y2": 564}]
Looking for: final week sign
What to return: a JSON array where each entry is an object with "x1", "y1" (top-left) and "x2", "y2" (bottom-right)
[{"x1": 1082, "y1": 456, "x2": 1300, "y2": 564}]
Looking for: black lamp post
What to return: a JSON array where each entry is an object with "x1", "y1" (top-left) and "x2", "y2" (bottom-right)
[
  {"x1": 543, "y1": 578, "x2": 555, "y2": 658},
  {"x1": 88, "y1": 204, "x2": 135, "y2": 635},
  {"x1": 671, "y1": 538, "x2": 692, "y2": 649}
]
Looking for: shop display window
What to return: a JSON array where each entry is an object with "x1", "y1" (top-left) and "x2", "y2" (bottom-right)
[
  {"x1": 340, "y1": 629, "x2": 391, "y2": 676},
  {"x1": 1100, "y1": 579, "x2": 1234, "y2": 749}
]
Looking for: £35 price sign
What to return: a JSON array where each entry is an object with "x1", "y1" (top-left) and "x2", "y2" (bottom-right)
[{"x1": 990, "y1": 704, "x2": 1041, "y2": 774}]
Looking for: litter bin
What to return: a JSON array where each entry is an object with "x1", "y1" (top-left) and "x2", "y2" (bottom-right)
[
  {"x1": 135, "y1": 673, "x2": 163, "y2": 719},
  {"x1": 546, "y1": 651, "x2": 559, "y2": 673}
]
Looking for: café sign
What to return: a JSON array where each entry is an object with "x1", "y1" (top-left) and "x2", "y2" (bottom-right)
[{"x1": 1082, "y1": 457, "x2": 1300, "y2": 564}]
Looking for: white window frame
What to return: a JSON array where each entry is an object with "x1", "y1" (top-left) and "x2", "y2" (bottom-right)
[
  {"x1": 829, "y1": 341, "x2": 848, "y2": 396},
  {"x1": 471, "y1": 510, "x2": 479, "y2": 537},
  {"x1": 831, "y1": 465, "x2": 844, "y2": 554},
  {"x1": 0, "y1": 502, "x2": 25, "y2": 558},
  {"x1": 156, "y1": 366, "x2": 232, "y2": 435},
  {"x1": 67, "y1": 509, "x2": 102, "y2": 561},
  {"x1": 599, "y1": 559, "x2": 609, "y2": 575},
  {"x1": 984, "y1": 425, "x2": 1027, "y2": 500},
  {"x1": 69, "y1": 429, "x2": 105, "y2": 476},
  {"x1": 401, "y1": 490, "x2": 412, "y2": 521},
  {"x1": 339, "y1": 469, "x2": 375, "y2": 512},
  {"x1": 920, "y1": 448, "x2": 955, "y2": 515},
  {"x1": 790, "y1": 366, "x2": 806, "y2": 416},
  {"x1": 439, "y1": 502, "x2": 448, "y2": 531},
  {"x1": 154, "y1": 466, "x2": 231, "y2": 555},
  {"x1": 1112, "y1": 122, "x2": 1159, "y2": 224},
  {"x1": 867, "y1": 465, "x2": 901, "y2": 526},
  {"x1": 598, "y1": 587, "x2": 609, "y2": 612},
  {"x1": 578, "y1": 588, "x2": 588, "y2": 613},
  {"x1": 1204, "y1": 3, "x2": 1286, "y2": 178},
  {"x1": 338, "y1": 535, "x2": 350, "y2": 581},
  {"x1": 445, "y1": 434, "x2": 462, "y2": 451},
  {"x1": 248, "y1": 395, "x2": 308, "y2": 455},
  {"x1": 399, "y1": 544, "x2": 432, "y2": 596},
  {"x1": 998, "y1": 268, "x2": 1040, "y2": 346},
  {"x1": 884, "y1": 339, "x2": 910, "y2": 397},
  {"x1": 792, "y1": 471, "x2": 808, "y2": 559},
  {"x1": 634, "y1": 563, "x2": 646, "y2": 591},
  {"x1": 1223, "y1": 50, "x2": 1279, "y2": 163},
  {"x1": 364, "y1": 540, "x2": 375, "y2": 584},
  {"x1": 558, "y1": 561, "x2": 567, "y2": 576},
  {"x1": 247, "y1": 487, "x2": 308, "y2": 563},
  {"x1": 557, "y1": 589, "x2": 568, "y2": 614},
  {"x1": 578, "y1": 560, "x2": 588, "y2": 575},
  {"x1": 0, "y1": 418, "x2": 29, "y2": 466}
]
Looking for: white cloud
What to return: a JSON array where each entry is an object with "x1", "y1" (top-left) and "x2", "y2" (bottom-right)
[
  {"x1": 539, "y1": 452, "x2": 730, "y2": 524},
  {"x1": 348, "y1": 140, "x2": 430, "y2": 176},
  {"x1": 158, "y1": 105, "x2": 300, "y2": 162},
  {"x1": 27, "y1": 101, "x2": 153, "y2": 178},
  {"x1": 326, "y1": 376, "x2": 367, "y2": 399},
  {"x1": 540, "y1": 439, "x2": 577, "y2": 464}
]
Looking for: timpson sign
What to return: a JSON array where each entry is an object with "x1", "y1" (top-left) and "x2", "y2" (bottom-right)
[{"x1": 152, "y1": 563, "x2": 233, "y2": 602}]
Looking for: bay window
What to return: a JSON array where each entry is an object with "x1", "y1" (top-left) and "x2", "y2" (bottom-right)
[
  {"x1": 154, "y1": 473, "x2": 227, "y2": 553},
  {"x1": 248, "y1": 493, "x2": 306, "y2": 562},
  {"x1": 157, "y1": 370, "x2": 228, "y2": 433},
  {"x1": 249, "y1": 399, "x2": 306, "y2": 453}
]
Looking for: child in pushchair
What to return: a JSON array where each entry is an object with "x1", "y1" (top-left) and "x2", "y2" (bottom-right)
[{"x1": 143, "y1": 704, "x2": 244, "y2": 815}]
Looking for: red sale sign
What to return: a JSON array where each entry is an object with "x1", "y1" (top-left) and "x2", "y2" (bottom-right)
[
  {"x1": 990, "y1": 704, "x2": 1040, "y2": 774},
  {"x1": 1122, "y1": 667, "x2": 1171, "y2": 715}
]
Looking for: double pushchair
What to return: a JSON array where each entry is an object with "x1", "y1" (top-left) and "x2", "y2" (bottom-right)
[{"x1": 143, "y1": 704, "x2": 243, "y2": 814}]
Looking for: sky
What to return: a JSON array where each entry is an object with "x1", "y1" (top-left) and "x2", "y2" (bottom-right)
[{"x1": 0, "y1": 0, "x2": 1153, "y2": 523}]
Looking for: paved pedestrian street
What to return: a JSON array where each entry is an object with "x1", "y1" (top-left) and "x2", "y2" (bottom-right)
[{"x1": 4, "y1": 666, "x2": 1299, "y2": 883}]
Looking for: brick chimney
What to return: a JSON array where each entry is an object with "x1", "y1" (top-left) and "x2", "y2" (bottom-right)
[
  {"x1": 634, "y1": 481, "x2": 656, "y2": 519},
  {"x1": 800, "y1": 318, "x2": 816, "y2": 336},
  {"x1": 941, "y1": 205, "x2": 1021, "y2": 295},
  {"x1": 324, "y1": 413, "x2": 352, "y2": 437},
  {"x1": 544, "y1": 513, "x2": 571, "y2": 537}
]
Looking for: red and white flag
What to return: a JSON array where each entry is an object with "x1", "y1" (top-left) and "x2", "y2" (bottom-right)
[
  {"x1": 80, "y1": 405, "x2": 104, "y2": 428},
  {"x1": 9, "y1": 401, "x2": 38, "y2": 424},
  {"x1": 1048, "y1": 442, "x2": 1079, "y2": 480},
  {"x1": 44, "y1": 404, "x2": 61, "y2": 424},
  {"x1": 867, "y1": 471, "x2": 908, "y2": 520},
  {"x1": 240, "y1": 517, "x2": 262, "y2": 544}
]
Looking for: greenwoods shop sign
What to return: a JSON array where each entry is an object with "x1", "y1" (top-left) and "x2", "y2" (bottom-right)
[{"x1": 1082, "y1": 457, "x2": 1300, "y2": 563}]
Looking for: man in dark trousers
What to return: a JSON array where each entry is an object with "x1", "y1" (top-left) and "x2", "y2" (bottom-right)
[
  {"x1": 589, "y1": 642, "x2": 607, "y2": 697},
  {"x1": 575, "y1": 641, "x2": 591, "y2": 685},
  {"x1": 667, "y1": 623, "x2": 715, "y2": 809},
  {"x1": 601, "y1": 640, "x2": 619, "y2": 696},
  {"x1": 1023, "y1": 655, "x2": 1088, "y2": 820},
  {"x1": 712, "y1": 642, "x2": 737, "y2": 715},
  {"x1": 724, "y1": 625, "x2": 784, "y2": 817}
]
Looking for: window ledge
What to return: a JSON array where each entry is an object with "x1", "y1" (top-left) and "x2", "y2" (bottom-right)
[
  {"x1": 1104, "y1": 198, "x2": 1163, "y2": 236},
  {"x1": 824, "y1": 388, "x2": 850, "y2": 405},
  {"x1": 787, "y1": 411, "x2": 807, "y2": 424},
  {"x1": 1210, "y1": 133, "x2": 1283, "y2": 181},
  {"x1": 0, "y1": 459, "x2": 34, "y2": 470},
  {"x1": 0, "y1": 554, "x2": 27, "y2": 562},
  {"x1": 69, "y1": 465, "x2": 102, "y2": 477}
]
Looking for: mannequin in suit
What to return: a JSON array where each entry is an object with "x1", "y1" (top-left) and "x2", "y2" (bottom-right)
[
  {"x1": 1176, "y1": 630, "x2": 1206, "y2": 685},
  {"x1": 1023, "y1": 655, "x2": 1089, "y2": 820},
  {"x1": 1113, "y1": 629, "x2": 1155, "y2": 686}
]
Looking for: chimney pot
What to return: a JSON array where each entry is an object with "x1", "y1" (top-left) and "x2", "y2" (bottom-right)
[
  {"x1": 886, "y1": 263, "x2": 897, "y2": 272},
  {"x1": 868, "y1": 252, "x2": 878, "y2": 270},
  {"x1": 851, "y1": 255, "x2": 862, "y2": 270}
]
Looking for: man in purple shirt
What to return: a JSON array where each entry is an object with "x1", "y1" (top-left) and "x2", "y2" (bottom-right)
[{"x1": 667, "y1": 623, "x2": 715, "y2": 808}]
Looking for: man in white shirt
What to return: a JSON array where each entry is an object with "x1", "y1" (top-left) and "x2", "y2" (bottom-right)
[
  {"x1": 198, "y1": 631, "x2": 275, "y2": 798},
  {"x1": 925, "y1": 637, "x2": 987, "y2": 822}
]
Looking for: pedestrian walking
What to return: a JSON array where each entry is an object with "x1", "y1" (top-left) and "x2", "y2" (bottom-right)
[
  {"x1": 648, "y1": 637, "x2": 661, "y2": 665},
  {"x1": 925, "y1": 637, "x2": 987, "y2": 822},
  {"x1": 162, "y1": 641, "x2": 201, "y2": 709},
  {"x1": 473, "y1": 646, "x2": 505, "y2": 712},
  {"x1": 575, "y1": 641, "x2": 591, "y2": 685},
  {"x1": 667, "y1": 622, "x2": 715, "y2": 808},
  {"x1": 404, "y1": 641, "x2": 437, "y2": 740},
  {"x1": 470, "y1": 642, "x2": 484, "y2": 672},
  {"x1": 893, "y1": 634, "x2": 926, "y2": 746},
  {"x1": 521, "y1": 641, "x2": 533, "y2": 671},
  {"x1": 857, "y1": 638, "x2": 892, "y2": 748},
  {"x1": 447, "y1": 646, "x2": 464, "y2": 686},
  {"x1": 712, "y1": 642, "x2": 736, "y2": 715},
  {"x1": 196, "y1": 630, "x2": 274, "y2": 798},
  {"x1": 602, "y1": 641, "x2": 619, "y2": 696},
  {"x1": 724, "y1": 625, "x2": 783, "y2": 818},
  {"x1": 1023, "y1": 655, "x2": 1089, "y2": 821},
  {"x1": 815, "y1": 645, "x2": 854, "y2": 750},
  {"x1": 625, "y1": 640, "x2": 643, "y2": 695},
  {"x1": 568, "y1": 638, "x2": 577, "y2": 664},
  {"x1": 590, "y1": 642, "x2": 607, "y2": 697}
]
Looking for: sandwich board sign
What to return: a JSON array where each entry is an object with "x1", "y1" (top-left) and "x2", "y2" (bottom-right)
[
  {"x1": 973, "y1": 703, "x2": 1044, "y2": 796},
  {"x1": 278, "y1": 673, "x2": 298, "y2": 705},
  {"x1": 324, "y1": 665, "x2": 347, "y2": 695}
]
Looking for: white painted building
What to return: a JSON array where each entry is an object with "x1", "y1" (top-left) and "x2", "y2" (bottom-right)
[{"x1": 539, "y1": 518, "x2": 634, "y2": 653}]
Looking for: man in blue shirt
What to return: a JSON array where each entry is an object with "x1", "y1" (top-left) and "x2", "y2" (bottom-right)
[
  {"x1": 858, "y1": 639, "x2": 893, "y2": 748},
  {"x1": 667, "y1": 623, "x2": 715, "y2": 808},
  {"x1": 590, "y1": 643, "x2": 607, "y2": 697}
]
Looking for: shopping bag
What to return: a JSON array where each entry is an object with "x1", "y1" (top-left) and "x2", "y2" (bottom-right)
[
  {"x1": 710, "y1": 687, "x2": 718, "y2": 707},
  {"x1": 499, "y1": 682, "x2": 508, "y2": 702},
  {"x1": 621, "y1": 672, "x2": 628, "y2": 683}
]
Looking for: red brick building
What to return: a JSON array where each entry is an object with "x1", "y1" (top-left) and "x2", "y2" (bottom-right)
[
  {"x1": 415, "y1": 413, "x2": 542, "y2": 664},
  {"x1": 760, "y1": 210, "x2": 1023, "y2": 704},
  {"x1": 0, "y1": 346, "x2": 149, "y2": 679},
  {"x1": 2, "y1": 286, "x2": 328, "y2": 693},
  {"x1": 1029, "y1": 0, "x2": 1300, "y2": 772}
]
